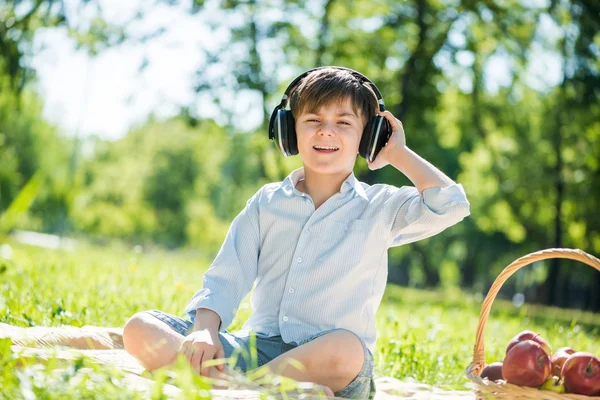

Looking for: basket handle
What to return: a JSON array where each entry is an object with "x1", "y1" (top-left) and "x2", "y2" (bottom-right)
[{"x1": 467, "y1": 248, "x2": 600, "y2": 377}]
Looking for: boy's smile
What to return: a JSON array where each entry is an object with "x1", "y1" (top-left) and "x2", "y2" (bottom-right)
[{"x1": 295, "y1": 98, "x2": 365, "y2": 176}]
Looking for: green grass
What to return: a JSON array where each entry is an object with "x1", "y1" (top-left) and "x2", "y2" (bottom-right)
[{"x1": 1, "y1": 238, "x2": 599, "y2": 398}]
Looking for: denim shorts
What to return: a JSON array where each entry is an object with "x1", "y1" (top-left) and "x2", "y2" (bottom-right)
[{"x1": 145, "y1": 309, "x2": 375, "y2": 399}]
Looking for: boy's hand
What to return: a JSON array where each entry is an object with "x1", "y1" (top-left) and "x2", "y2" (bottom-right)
[
  {"x1": 179, "y1": 328, "x2": 225, "y2": 377},
  {"x1": 367, "y1": 110, "x2": 407, "y2": 170}
]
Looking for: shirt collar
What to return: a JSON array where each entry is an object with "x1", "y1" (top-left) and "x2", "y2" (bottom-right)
[{"x1": 281, "y1": 167, "x2": 368, "y2": 200}]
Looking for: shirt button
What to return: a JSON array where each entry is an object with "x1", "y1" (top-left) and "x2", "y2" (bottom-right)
[
  {"x1": 297, "y1": 257, "x2": 302, "y2": 263},
  {"x1": 305, "y1": 229, "x2": 310, "y2": 234},
  {"x1": 289, "y1": 288, "x2": 294, "y2": 293},
  {"x1": 283, "y1": 316, "x2": 289, "y2": 321}
]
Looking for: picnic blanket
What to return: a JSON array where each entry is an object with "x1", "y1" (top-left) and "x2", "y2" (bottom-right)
[{"x1": 1, "y1": 323, "x2": 474, "y2": 399}]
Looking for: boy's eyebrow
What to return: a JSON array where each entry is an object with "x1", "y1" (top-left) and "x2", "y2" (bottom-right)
[
  {"x1": 304, "y1": 111, "x2": 360, "y2": 119},
  {"x1": 336, "y1": 112, "x2": 359, "y2": 118}
]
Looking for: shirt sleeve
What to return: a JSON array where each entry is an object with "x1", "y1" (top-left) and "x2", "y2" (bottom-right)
[
  {"x1": 184, "y1": 187, "x2": 262, "y2": 330},
  {"x1": 384, "y1": 183, "x2": 470, "y2": 248}
]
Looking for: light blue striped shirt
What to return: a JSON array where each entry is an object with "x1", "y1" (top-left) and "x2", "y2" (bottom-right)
[{"x1": 185, "y1": 167, "x2": 470, "y2": 352}]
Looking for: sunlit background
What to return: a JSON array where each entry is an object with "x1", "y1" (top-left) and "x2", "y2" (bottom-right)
[{"x1": 1, "y1": 0, "x2": 599, "y2": 312}]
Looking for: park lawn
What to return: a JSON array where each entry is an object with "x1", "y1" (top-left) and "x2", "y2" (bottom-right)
[{"x1": 1, "y1": 239, "x2": 599, "y2": 398}]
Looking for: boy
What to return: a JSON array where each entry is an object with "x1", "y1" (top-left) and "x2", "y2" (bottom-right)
[{"x1": 123, "y1": 67, "x2": 470, "y2": 399}]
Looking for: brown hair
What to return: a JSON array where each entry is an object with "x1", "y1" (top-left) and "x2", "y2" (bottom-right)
[{"x1": 289, "y1": 67, "x2": 379, "y2": 127}]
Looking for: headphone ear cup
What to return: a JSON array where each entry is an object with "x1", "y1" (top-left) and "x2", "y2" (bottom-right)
[
  {"x1": 359, "y1": 119, "x2": 374, "y2": 159},
  {"x1": 273, "y1": 110, "x2": 297, "y2": 157},
  {"x1": 284, "y1": 111, "x2": 298, "y2": 155},
  {"x1": 272, "y1": 110, "x2": 284, "y2": 155},
  {"x1": 361, "y1": 116, "x2": 392, "y2": 162}
]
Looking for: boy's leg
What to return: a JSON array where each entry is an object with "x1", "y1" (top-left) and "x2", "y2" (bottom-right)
[
  {"x1": 122, "y1": 310, "x2": 248, "y2": 379},
  {"x1": 262, "y1": 328, "x2": 374, "y2": 398},
  {"x1": 122, "y1": 310, "x2": 188, "y2": 371}
]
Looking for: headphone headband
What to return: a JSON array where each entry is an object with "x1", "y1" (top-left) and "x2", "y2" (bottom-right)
[{"x1": 269, "y1": 66, "x2": 385, "y2": 140}]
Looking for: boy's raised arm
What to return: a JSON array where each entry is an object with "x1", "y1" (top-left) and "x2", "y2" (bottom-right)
[
  {"x1": 370, "y1": 111, "x2": 470, "y2": 247},
  {"x1": 368, "y1": 110, "x2": 455, "y2": 194},
  {"x1": 387, "y1": 146, "x2": 455, "y2": 195},
  {"x1": 184, "y1": 188, "x2": 262, "y2": 332}
]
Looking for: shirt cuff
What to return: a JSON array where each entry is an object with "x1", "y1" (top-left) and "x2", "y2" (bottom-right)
[
  {"x1": 422, "y1": 183, "x2": 470, "y2": 213},
  {"x1": 184, "y1": 289, "x2": 234, "y2": 331}
]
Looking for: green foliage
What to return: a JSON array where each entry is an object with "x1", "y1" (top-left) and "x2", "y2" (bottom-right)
[
  {"x1": 0, "y1": 353, "x2": 146, "y2": 399},
  {"x1": 143, "y1": 146, "x2": 199, "y2": 246},
  {"x1": 72, "y1": 118, "x2": 233, "y2": 251},
  {"x1": 144, "y1": 147, "x2": 198, "y2": 212},
  {"x1": 0, "y1": 87, "x2": 74, "y2": 234},
  {"x1": 0, "y1": 172, "x2": 40, "y2": 234},
  {"x1": 66, "y1": 17, "x2": 126, "y2": 56}
]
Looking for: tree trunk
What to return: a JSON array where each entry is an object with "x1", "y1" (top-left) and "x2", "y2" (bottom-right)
[
  {"x1": 315, "y1": 0, "x2": 335, "y2": 66},
  {"x1": 592, "y1": 273, "x2": 600, "y2": 312},
  {"x1": 544, "y1": 27, "x2": 569, "y2": 308},
  {"x1": 388, "y1": 256, "x2": 410, "y2": 286},
  {"x1": 415, "y1": 244, "x2": 440, "y2": 287},
  {"x1": 460, "y1": 237, "x2": 478, "y2": 288}
]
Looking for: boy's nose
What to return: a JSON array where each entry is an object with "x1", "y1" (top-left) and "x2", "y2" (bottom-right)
[{"x1": 317, "y1": 122, "x2": 336, "y2": 136}]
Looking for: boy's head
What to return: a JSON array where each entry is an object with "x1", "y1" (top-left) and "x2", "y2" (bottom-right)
[
  {"x1": 289, "y1": 68, "x2": 380, "y2": 177},
  {"x1": 289, "y1": 67, "x2": 379, "y2": 128}
]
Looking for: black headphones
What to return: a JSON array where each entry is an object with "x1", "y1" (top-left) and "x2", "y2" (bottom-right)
[{"x1": 268, "y1": 66, "x2": 392, "y2": 163}]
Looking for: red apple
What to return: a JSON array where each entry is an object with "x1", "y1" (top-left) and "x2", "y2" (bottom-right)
[
  {"x1": 481, "y1": 362, "x2": 503, "y2": 382},
  {"x1": 506, "y1": 330, "x2": 552, "y2": 357},
  {"x1": 561, "y1": 352, "x2": 600, "y2": 396},
  {"x1": 503, "y1": 340, "x2": 551, "y2": 387},
  {"x1": 551, "y1": 347, "x2": 576, "y2": 377}
]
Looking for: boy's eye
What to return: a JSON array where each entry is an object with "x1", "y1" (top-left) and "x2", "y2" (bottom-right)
[{"x1": 338, "y1": 121, "x2": 351, "y2": 125}]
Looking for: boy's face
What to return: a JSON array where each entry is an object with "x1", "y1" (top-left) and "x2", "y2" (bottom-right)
[{"x1": 295, "y1": 98, "x2": 365, "y2": 177}]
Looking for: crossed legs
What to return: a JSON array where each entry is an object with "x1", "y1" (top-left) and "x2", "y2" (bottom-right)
[{"x1": 122, "y1": 312, "x2": 364, "y2": 394}]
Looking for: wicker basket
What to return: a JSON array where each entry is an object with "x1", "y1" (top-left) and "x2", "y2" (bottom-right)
[{"x1": 466, "y1": 248, "x2": 600, "y2": 399}]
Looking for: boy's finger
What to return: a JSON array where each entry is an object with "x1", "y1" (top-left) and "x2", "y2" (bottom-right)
[
  {"x1": 379, "y1": 110, "x2": 402, "y2": 130},
  {"x1": 178, "y1": 340, "x2": 188, "y2": 353},
  {"x1": 200, "y1": 349, "x2": 217, "y2": 377},
  {"x1": 208, "y1": 366, "x2": 225, "y2": 382},
  {"x1": 191, "y1": 349, "x2": 204, "y2": 375},
  {"x1": 216, "y1": 346, "x2": 225, "y2": 371},
  {"x1": 387, "y1": 113, "x2": 403, "y2": 130},
  {"x1": 182, "y1": 343, "x2": 193, "y2": 363},
  {"x1": 367, "y1": 159, "x2": 381, "y2": 170}
]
